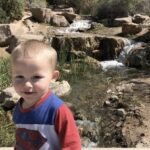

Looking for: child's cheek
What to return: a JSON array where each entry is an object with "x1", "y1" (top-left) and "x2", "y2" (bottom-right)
[
  {"x1": 35, "y1": 82, "x2": 49, "y2": 93},
  {"x1": 34, "y1": 82, "x2": 45, "y2": 90},
  {"x1": 13, "y1": 80, "x2": 23, "y2": 87}
]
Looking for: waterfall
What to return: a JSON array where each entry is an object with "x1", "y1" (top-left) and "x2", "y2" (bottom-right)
[
  {"x1": 55, "y1": 19, "x2": 145, "y2": 71},
  {"x1": 100, "y1": 39, "x2": 144, "y2": 71},
  {"x1": 57, "y1": 20, "x2": 92, "y2": 33},
  {"x1": 118, "y1": 39, "x2": 144, "y2": 64}
]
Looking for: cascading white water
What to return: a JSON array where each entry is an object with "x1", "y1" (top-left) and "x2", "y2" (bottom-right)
[
  {"x1": 57, "y1": 20, "x2": 92, "y2": 33},
  {"x1": 100, "y1": 60, "x2": 124, "y2": 71},
  {"x1": 118, "y1": 39, "x2": 144, "y2": 64},
  {"x1": 56, "y1": 19, "x2": 144, "y2": 71},
  {"x1": 100, "y1": 39, "x2": 144, "y2": 71}
]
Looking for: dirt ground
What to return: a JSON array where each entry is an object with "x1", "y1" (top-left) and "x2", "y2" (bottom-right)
[
  {"x1": 64, "y1": 68, "x2": 150, "y2": 147},
  {"x1": 130, "y1": 77, "x2": 150, "y2": 147}
]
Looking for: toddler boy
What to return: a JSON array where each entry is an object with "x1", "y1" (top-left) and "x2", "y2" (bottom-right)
[{"x1": 11, "y1": 39, "x2": 81, "y2": 150}]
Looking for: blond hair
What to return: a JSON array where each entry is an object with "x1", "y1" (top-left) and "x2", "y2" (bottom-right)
[{"x1": 11, "y1": 39, "x2": 57, "y2": 71}]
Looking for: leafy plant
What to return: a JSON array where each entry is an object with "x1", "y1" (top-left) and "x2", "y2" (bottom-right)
[{"x1": 0, "y1": 0, "x2": 24, "y2": 23}]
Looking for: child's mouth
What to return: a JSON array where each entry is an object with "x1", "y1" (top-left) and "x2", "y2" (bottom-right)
[{"x1": 24, "y1": 92, "x2": 34, "y2": 95}]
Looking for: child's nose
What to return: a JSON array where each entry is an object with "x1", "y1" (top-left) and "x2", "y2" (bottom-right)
[{"x1": 24, "y1": 81, "x2": 33, "y2": 88}]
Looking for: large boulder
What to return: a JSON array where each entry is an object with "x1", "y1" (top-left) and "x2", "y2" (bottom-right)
[
  {"x1": 31, "y1": 7, "x2": 79, "y2": 25},
  {"x1": 51, "y1": 15, "x2": 69, "y2": 27},
  {"x1": 0, "y1": 24, "x2": 12, "y2": 46},
  {"x1": 31, "y1": 7, "x2": 52, "y2": 23},
  {"x1": 132, "y1": 14, "x2": 150, "y2": 24},
  {"x1": 127, "y1": 45, "x2": 150, "y2": 69},
  {"x1": 99, "y1": 37, "x2": 125, "y2": 60},
  {"x1": 6, "y1": 34, "x2": 44, "y2": 53},
  {"x1": 61, "y1": 12, "x2": 80, "y2": 23},
  {"x1": 122, "y1": 23, "x2": 142, "y2": 35},
  {"x1": 51, "y1": 34, "x2": 101, "y2": 61},
  {"x1": 50, "y1": 33, "x2": 125, "y2": 61}
]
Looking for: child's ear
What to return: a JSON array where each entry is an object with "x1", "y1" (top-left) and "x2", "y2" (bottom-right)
[{"x1": 52, "y1": 70, "x2": 60, "y2": 81}]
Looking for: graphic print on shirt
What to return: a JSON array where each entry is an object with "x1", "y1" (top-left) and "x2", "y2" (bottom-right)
[{"x1": 16, "y1": 128, "x2": 47, "y2": 150}]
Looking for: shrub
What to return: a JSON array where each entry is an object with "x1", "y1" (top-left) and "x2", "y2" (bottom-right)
[
  {"x1": 0, "y1": 0, "x2": 25, "y2": 23},
  {"x1": 28, "y1": 0, "x2": 47, "y2": 8},
  {"x1": 130, "y1": 0, "x2": 150, "y2": 16},
  {"x1": 92, "y1": 0, "x2": 134, "y2": 19},
  {"x1": 0, "y1": 8, "x2": 8, "y2": 23},
  {"x1": 92, "y1": 0, "x2": 150, "y2": 19},
  {"x1": 66, "y1": 0, "x2": 98, "y2": 14}
]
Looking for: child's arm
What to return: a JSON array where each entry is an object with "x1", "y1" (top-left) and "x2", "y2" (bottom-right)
[{"x1": 55, "y1": 104, "x2": 82, "y2": 150}]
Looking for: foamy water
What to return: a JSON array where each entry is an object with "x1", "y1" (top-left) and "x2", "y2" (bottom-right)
[{"x1": 57, "y1": 20, "x2": 92, "y2": 33}]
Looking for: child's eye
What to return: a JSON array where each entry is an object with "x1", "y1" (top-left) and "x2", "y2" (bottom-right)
[
  {"x1": 15, "y1": 75, "x2": 24, "y2": 79},
  {"x1": 33, "y1": 76, "x2": 43, "y2": 80}
]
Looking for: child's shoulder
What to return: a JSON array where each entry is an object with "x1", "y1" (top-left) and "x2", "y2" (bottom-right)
[{"x1": 47, "y1": 93, "x2": 64, "y2": 109}]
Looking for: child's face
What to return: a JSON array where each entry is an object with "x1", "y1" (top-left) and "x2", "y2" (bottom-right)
[{"x1": 12, "y1": 55, "x2": 58, "y2": 107}]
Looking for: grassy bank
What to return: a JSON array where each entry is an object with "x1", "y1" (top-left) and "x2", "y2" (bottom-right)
[{"x1": 0, "y1": 57, "x2": 11, "y2": 90}]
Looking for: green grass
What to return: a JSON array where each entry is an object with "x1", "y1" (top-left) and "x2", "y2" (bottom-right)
[
  {"x1": 0, "y1": 57, "x2": 14, "y2": 147},
  {"x1": 0, "y1": 57, "x2": 11, "y2": 90},
  {"x1": 58, "y1": 57, "x2": 97, "y2": 84},
  {"x1": 0, "y1": 107, "x2": 15, "y2": 146}
]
